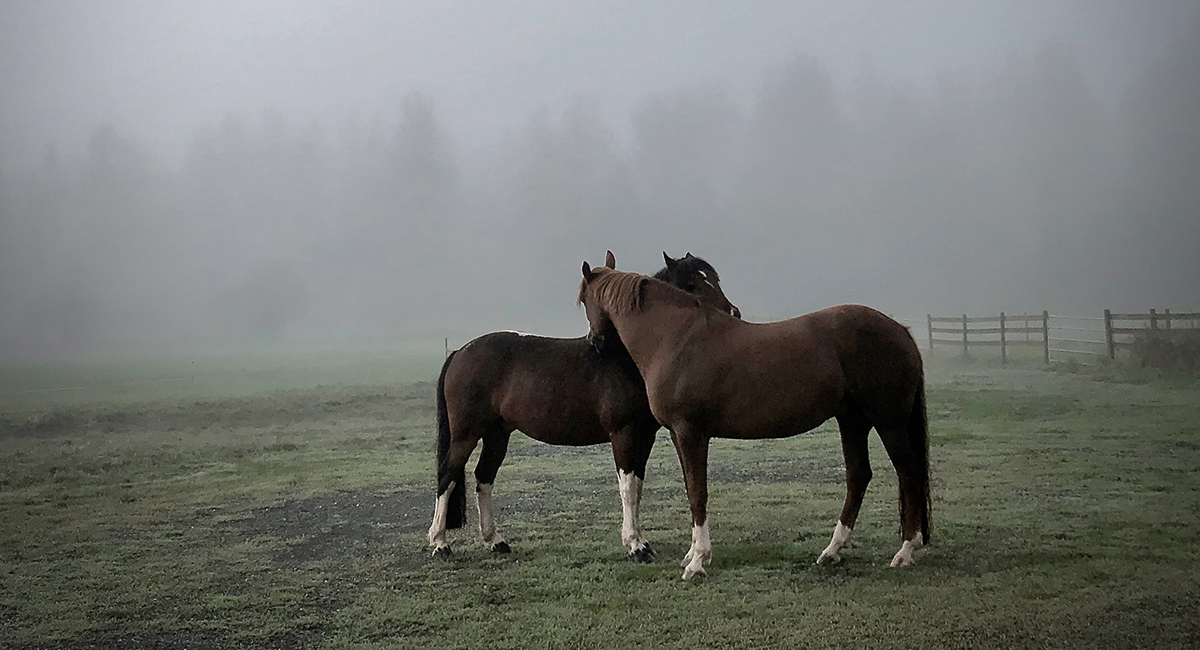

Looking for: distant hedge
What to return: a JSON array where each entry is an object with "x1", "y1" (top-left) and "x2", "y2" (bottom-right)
[{"x1": 1130, "y1": 330, "x2": 1200, "y2": 372}]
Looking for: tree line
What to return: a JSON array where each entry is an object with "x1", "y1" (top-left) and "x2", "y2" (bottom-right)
[{"x1": 0, "y1": 41, "x2": 1197, "y2": 357}]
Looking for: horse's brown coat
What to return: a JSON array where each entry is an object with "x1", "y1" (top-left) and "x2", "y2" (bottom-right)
[
  {"x1": 578, "y1": 266, "x2": 931, "y2": 573},
  {"x1": 431, "y1": 253, "x2": 738, "y2": 560}
]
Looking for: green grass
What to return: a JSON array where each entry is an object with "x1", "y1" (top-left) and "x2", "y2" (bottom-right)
[
  {"x1": 0, "y1": 350, "x2": 446, "y2": 408},
  {"x1": 2, "y1": 355, "x2": 1199, "y2": 648}
]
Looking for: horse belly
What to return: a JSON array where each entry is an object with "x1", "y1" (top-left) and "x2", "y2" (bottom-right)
[
  {"x1": 713, "y1": 358, "x2": 843, "y2": 440},
  {"x1": 498, "y1": 383, "x2": 611, "y2": 446},
  {"x1": 717, "y1": 408, "x2": 833, "y2": 440}
]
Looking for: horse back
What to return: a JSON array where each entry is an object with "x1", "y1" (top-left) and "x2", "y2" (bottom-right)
[
  {"x1": 444, "y1": 332, "x2": 653, "y2": 444},
  {"x1": 752, "y1": 305, "x2": 921, "y2": 428}
]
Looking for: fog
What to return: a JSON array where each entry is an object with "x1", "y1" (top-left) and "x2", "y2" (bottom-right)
[{"x1": 2, "y1": 1, "x2": 1198, "y2": 359}]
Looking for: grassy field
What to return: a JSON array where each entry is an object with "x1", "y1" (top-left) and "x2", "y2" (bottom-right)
[{"x1": 2, "y1": 353, "x2": 1199, "y2": 649}]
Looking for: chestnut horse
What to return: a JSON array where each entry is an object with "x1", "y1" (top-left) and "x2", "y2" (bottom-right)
[
  {"x1": 429, "y1": 252, "x2": 739, "y2": 561},
  {"x1": 576, "y1": 260, "x2": 929, "y2": 578}
]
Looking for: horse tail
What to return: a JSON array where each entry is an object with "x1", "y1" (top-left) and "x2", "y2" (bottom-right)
[
  {"x1": 909, "y1": 375, "x2": 931, "y2": 544},
  {"x1": 436, "y1": 349, "x2": 467, "y2": 529}
]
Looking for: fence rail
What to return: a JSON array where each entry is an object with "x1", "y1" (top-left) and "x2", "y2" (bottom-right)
[
  {"x1": 926, "y1": 311, "x2": 1050, "y2": 364},
  {"x1": 1110, "y1": 311, "x2": 1200, "y2": 321},
  {"x1": 924, "y1": 308, "x2": 1198, "y2": 364}
]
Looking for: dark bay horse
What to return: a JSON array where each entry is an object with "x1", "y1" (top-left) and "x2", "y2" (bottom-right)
[
  {"x1": 429, "y1": 252, "x2": 740, "y2": 561},
  {"x1": 576, "y1": 262, "x2": 930, "y2": 578}
]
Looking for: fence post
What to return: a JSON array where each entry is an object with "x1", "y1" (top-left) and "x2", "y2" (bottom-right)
[
  {"x1": 1042, "y1": 310, "x2": 1050, "y2": 364},
  {"x1": 999, "y1": 312, "x2": 1007, "y2": 365},
  {"x1": 1104, "y1": 309, "x2": 1115, "y2": 359},
  {"x1": 927, "y1": 314, "x2": 934, "y2": 353},
  {"x1": 1164, "y1": 308, "x2": 1171, "y2": 333},
  {"x1": 962, "y1": 314, "x2": 969, "y2": 357},
  {"x1": 1150, "y1": 309, "x2": 1158, "y2": 333}
]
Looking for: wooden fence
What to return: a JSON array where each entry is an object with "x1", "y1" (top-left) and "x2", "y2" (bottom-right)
[
  {"x1": 1104, "y1": 309, "x2": 1200, "y2": 358},
  {"x1": 927, "y1": 312, "x2": 1049, "y2": 364},
  {"x1": 926, "y1": 309, "x2": 1200, "y2": 363}
]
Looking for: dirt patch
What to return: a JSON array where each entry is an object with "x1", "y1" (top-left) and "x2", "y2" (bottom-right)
[
  {"x1": 207, "y1": 487, "x2": 432, "y2": 565},
  {"x1": 187, "y1": 480, "x2": 626, "y2": 567}
]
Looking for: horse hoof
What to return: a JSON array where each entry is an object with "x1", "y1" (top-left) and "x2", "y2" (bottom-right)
[
  {"x1": 682, "y1": 566, "x2": 706, "y2": 580},
  {"x1": 432, "y1": 546, "x2": 452, "y2": 559},
  {"x1": 491, "y1": 541, "x2": 512, "y2": 554},
  {"x1": 631, "y1": 545, "x2": 655, "y2": 563},
  {"x1": 816, "y1": 551, "x2": 842, "y2": 565}
]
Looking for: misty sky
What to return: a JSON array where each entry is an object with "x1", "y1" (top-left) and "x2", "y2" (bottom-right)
[
  {"x1": 1, "y1": 1, "x2": 1198, "y2": 358},
  {"x1": 4, "y1": 1, "x2": 1195, "y2": 162}
]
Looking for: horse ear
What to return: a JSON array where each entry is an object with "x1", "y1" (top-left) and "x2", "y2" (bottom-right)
[
  {"x1": 663, "y1": 251, "x2": 677, "y2": 270},
  {"x1": 685, "y1": 251, "x2": 694, "y2": 259},
  {"x1": 604, "y1": 250, "x2": 616, "y2": 269},
  {"x1": 582, "y1": 261, "x2": 594, "y2": 281}
]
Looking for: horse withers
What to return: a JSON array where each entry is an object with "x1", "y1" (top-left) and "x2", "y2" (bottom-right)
[
  {"x1": 577, "y1": 261, "x2": 930, "y2": 578},
  {"x1": 429, "y1": 251, "x2": 739, "y2": 561}
]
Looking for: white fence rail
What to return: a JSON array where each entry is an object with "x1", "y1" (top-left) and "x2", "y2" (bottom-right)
[{"x1": 921, "y1": 309, "x2": 1199, "y2": 364}]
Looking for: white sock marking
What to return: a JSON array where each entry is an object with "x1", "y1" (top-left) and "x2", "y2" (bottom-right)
[
  {"x1": 617, "y1": 470, "x2": 648, "y2": 552},
  {"x1": 817, "y1": 520, "x2": 853, "y2": 564},
  {"x1": 428, "y1": 480, "x2": 455, "y2": 551},
  {"x1": 681, "y1": 521, "x2": 711, "y2": 579},
  {"x1": 477, "y1": 482, "x2": 505, "y2": 547},
  {"x1": 890, "y1": 533, "x2": 924, "y2": 567}
]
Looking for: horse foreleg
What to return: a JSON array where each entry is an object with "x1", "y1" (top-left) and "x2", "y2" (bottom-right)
[
  {"x1": 612, "y1": 427, "x2": 656, "y2": 562},
  {"x1": 616, "y1": 470, "x2": 650, "y2": 560},
  {"x1": 474, "y1": 430, "x2": 512, "y2": 553},
  {"x1": 819, "y1": 414, "x2": 873, "y2": 564},
  {"x1": 671, "y1": 427, "x2": 711, "y2": 579}
]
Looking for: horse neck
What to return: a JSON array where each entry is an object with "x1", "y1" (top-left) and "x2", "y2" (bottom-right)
[{"x1": 610, "y1": 294, "x2": 700, "y2": 372}]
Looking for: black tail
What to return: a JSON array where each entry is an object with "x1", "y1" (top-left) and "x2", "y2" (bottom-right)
[
  {"x1": 909, "y1": 377, "x2": 931, "y2": 544},
  {"x1": 436, "y1": 350, "x2": 467, "y2": 529}
]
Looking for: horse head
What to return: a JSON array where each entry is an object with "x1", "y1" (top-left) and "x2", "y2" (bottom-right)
[
  {"x1": 578, "y1": 252, "x2": 627, "y2": 349},
  {"x1": 579, "y1": 250, "x2": 741, "y2": 348},
  {"x1": 658, "y1": 251, "x2": 740, "y2": 319}
]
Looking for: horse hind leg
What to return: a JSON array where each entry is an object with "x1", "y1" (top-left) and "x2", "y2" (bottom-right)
[
  {"x1": 428, "y1": 428, "x2": 480, "y2": 557},
  {"x1": 818, "y1": 411, "x2": 872, "y2": 565},
  {"x1": 612, "y1": 425, "x2": 657, "y2": 563},
  {"x1": 474, "y1": 430, "x2": 513, "y2": 553},
  {"x1": 878, "y1": 422, "x2": 929, "y2": 567}
]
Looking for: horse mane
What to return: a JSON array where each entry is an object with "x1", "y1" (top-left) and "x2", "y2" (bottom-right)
[
  {"x1": 580, "y1": 268, "x2": 712, "y2": 317},
  {"x1": 578, "y1": 269, "x2": 647, "y2": 316}
]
